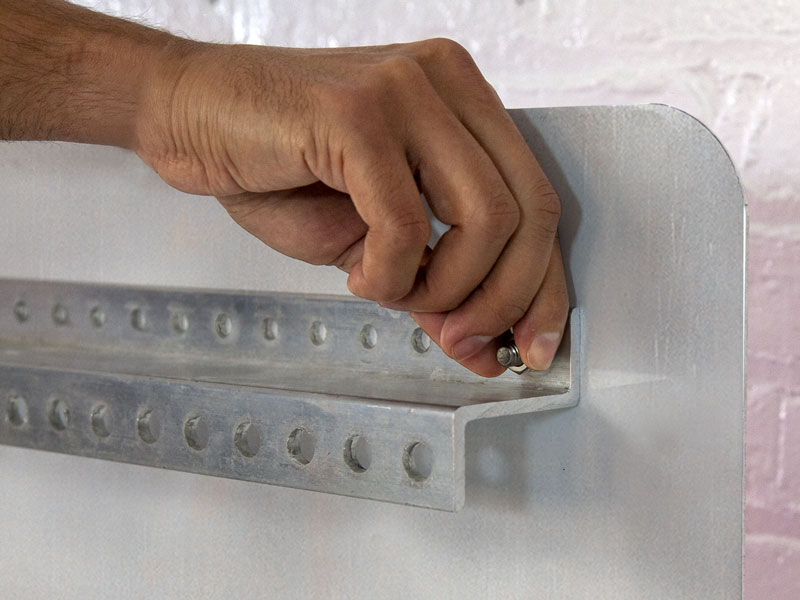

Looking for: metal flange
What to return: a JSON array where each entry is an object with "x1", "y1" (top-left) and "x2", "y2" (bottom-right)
[{"x1": 0, "y1": 279, "x2": 580, "y2": 510}]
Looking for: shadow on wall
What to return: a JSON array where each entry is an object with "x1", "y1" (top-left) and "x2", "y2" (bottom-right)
[
  {"x1": 511, "y1": 110, "x2": 584, "y2": 307},
  {"x1": 463, "y1": 386, "x2": 723, "y2": 597}
]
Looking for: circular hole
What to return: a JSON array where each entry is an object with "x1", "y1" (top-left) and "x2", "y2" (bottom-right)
[
  {"x1": 344, "y1": 435, "x2": 372, "y2": 473},
  {"x1": 215, "y1": 313, "x2": 232, "y2": 338},
  {"x1": 411, "y1": 328, "x2": 431, "y2": 354},
  {"x1": 310, "y1": 321, "x2": 327, "y2": 346},
  {"x1": 13, "y1": 300, "x2": 30, "y2": 323},
  {"x1": 184, "y1": 415, "x2": 210, "y2": 451},
  {"x1": 89, "y1": 306, "x2": 106, "y2": 328},
  {"x1": 172, "y1": 311, "x2": 189, "y2": 334},
  {"x1": 287, "y1": 427, "x2": 315, "y2": 465},
  {"x1": 130, "y1": 308, "x2": 147, "y2": 331},
  {"x1": 90, "y1": 404, "x2": 111, "y2": 437},
  {"x1": 360, "y1": 324, "x2": 378, "y2": 349},
  {"x1": 403, "y1": 441, "x2": 433, "y2": 482},
  {"x1": 136, "y1": 408, "x2": 161, "y2": 444},
  {"x1": 52, "y1": 304, "x2": 69, "y2": 325},
  {"x1": 48, "y1": 398, "x2": 70, "y2": 431},
  {"x1": 6, "y1": 393, "x2": 29, "y2": 426},
  {"x1": 234, "y1": 420, "x2": 262, "y2": 458},
  {"x1": 262, "y1": 317, "x2": 278, "y2": 341}
]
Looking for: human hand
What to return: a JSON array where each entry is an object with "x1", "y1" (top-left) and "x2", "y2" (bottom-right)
[{"x1": 135, "y1": 39, "x2": 568, "y2": 377}]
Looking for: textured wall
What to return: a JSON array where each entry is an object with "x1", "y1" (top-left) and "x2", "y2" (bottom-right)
[{"x1": 69, "y1": 1, "x2": 799, "y2": 597}]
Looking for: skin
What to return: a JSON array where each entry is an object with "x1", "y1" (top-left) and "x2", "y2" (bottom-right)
[{"x1": 0, "y1": 0, "x2": 569, "y2": 377}]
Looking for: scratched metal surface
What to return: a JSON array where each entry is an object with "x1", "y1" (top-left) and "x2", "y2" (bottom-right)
[
  {"x1": 0, "y1": 105, "x2": 744, "y2": 599},
  {"x1": 0, "y1": 280, "x2": 573, "y2": 406}
]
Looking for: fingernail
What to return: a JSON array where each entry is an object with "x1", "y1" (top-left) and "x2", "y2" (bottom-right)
[
  {"x1": 452, "y1": 335, "x2": 494, "y2": 360},
  {"x1": 527, "y1": 332, "x2": 562, "y2": 370}
]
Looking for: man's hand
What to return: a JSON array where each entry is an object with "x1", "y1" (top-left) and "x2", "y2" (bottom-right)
[{"x1": 0, "y1": 1, "x2": 568, "y2": 377}]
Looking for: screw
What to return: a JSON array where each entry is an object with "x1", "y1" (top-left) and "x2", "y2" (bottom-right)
[
  {"x1": 52, "y1": 304, "x2": 69, "y2": 325},
  {"x1": 90, "y1": 306, "x2": 106, "y2": 328},
  {"x1": 172, "y1": 311, "x2": 189, "y2": 334},
  {"x1": 13, "y1": 301, "x2": 30, "y2": 323},
  {"x1": 215, "y1": 313, "x2": 232, "y2": 338},
  {"x1": 497, "y1": 342, "x2": 528, "y2": 375}
]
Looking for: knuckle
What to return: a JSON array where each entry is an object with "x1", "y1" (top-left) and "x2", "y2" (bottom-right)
[
  {"x1": 484, "y1": 81, "x2": 503, "y2": 104},
  {"x1": 413, "y1": 38, "x2": 498, "y2": 112},
  {"x1": 487, "y1": 296, "x2": 529, "y2": 329},
  {"x1": 374, "y1": 55, "x2": 426, "y2": 89},
  {"x1": 541, "y1": 285, "x2": 571, "y2": 319},
  {"x1": 315, "y1": 78, "x2": 387, "y2": 125},
  {"x1": 419, "y1": 37, "x2": 475, "y2": 69},
  {"x1": 418, "y1": 282, "x2": 467, "y2": 313},
  {"x1": 472, "y1": 286, "x2": 529, "y2": 330},
  {"x1": 366, "y1": 274, "x2": 413, "y2": 304},
  {"x1": 528, "y1": 179, "x2": 562, "y2": 223},
  {"x1": 496, "y1": 299, "x2": 529, "y2": 328},
  {"x1": 316, "y1": 84, "x2": 370, "y2": 126},
  {"x1": 551, "y1": 293, "x2": 571, "y2": 322},
  {"x1": 470, "y1": 81, "x2": 505, "y2": 114},
  {"x1": 308, "y1": 239, "x2": 352, "y2": 267},
  {"x1": 383, "y1": 211, "x2": 431, "y2": 247},
  {"x1": 317, "y1": 58, "x2": 426, "y2": 129},
  {"x1": 472, "y1": 189, "x2": 520, "y2": 237}
]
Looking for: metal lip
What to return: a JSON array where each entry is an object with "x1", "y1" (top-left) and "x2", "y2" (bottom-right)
[{"x1": 0, "y1": 279, "x2": 580, "y2": 511}]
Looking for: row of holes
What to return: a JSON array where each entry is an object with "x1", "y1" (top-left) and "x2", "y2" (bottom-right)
[
  {"x1": 11, "y1": 300, "x2": 433, "y2": 354},
  {"x1": 4, "y1": 393, "x2": 434, "y2": 482}
]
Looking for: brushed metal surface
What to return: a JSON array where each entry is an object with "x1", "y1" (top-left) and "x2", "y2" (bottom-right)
[
  {"x1": 0, "y1": 279, "x2": 574, "y2": 406},
  {"x1": 0, "y1": 280, "x2": 579, "y2": 510},
  {"x1": 0, "y1": 105, "x2": 745, "y2": 599}
]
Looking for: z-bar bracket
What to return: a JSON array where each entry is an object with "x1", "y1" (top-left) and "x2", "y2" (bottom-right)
[{"x1": 0, "y1": 279, "x2": 580, "y2": 511}]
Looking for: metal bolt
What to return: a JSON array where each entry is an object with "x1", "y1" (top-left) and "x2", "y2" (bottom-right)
[
  {"x1": 497, "y1": 342, "x2": 528, "y2": 375},
  {"x1": 172, "y1": 311, "x2": 189, "y2": 334},
  {"x1": 90, "y1": 306, "x2": 106, "y2": 328},
  {"x1": 215, "y1": 313, "x2": 232, "y2": 338},
  {"x1": 13, "y1": 301, "x2": 30, "y2": 323},
  {"x1": 91, "y1": 404, "x2": 111, "y2": 438},
  {"x1": 136, "y1": 408, "x2": 160, "y2": 444},
  {"x1": 411, "y1": 327, "x2": 431, "y2": 354},
  {"x1": 52, "y1": 303, "x2": 68, "y2": 325},
  {"x1": 310, "y1": 321, "x2": 327, "y2": 346}
]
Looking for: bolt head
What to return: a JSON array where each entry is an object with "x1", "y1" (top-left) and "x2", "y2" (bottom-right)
[{"x1": 497, "y1": 346, "x2": 514, "y2": 366}]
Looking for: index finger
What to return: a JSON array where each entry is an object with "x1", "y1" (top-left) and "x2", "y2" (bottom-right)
[
  {"x1": 343, "y1": 137, "x2": 431, "y2": 304},
  {"x1": 381, "y1": 92, "x2": 522, "y2": 313},
  {"x1": 406, "y1": 39, "x2": 565, "y2": 362}
]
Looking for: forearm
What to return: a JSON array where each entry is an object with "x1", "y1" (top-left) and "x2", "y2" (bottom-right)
[{"x1": 0, "y1": 0, "x2": 186, "y2": 148}]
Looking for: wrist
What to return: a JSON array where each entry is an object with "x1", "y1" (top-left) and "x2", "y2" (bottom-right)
[
  {"x1": 132, "y1": 36, "x2": 207, "y2": 153},
  {"x1": 0, "y1": 0, "x2": 188, "y2": 148},
  {"x1": 133, "y1": 39, "x2": 224, "y2": 194},
  {"x1": 79, "y1": 27, "x2": 198, "y2": 150}
]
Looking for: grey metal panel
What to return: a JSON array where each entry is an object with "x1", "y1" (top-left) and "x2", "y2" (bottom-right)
[{"x1": 0, "y1": 105, "x2": 744, "y2": 599}]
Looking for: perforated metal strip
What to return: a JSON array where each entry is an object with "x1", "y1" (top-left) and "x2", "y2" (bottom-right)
[{"x1": 0, "y1": 279, "x2": 579, "y2": 510}]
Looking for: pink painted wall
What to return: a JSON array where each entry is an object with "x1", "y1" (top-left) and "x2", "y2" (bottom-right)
[{"x1": 77, "y1": 1, "x2": 800, "y2": 596}]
